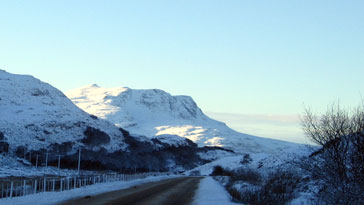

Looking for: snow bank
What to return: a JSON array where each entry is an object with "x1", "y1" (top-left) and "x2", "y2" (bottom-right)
[{"x1": 192, "y1": 177, "x2": 238, "y2": 205}]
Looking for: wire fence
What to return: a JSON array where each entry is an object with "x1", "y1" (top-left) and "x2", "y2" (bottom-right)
[{"x1": 0, "y1": 172, "x2": 167, "y2": 200}]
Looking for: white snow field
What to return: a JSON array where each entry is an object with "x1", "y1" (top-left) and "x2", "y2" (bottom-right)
[
  {"x1": 66, "y1": 85, "x2": 303, "y2": 153},
  {"x1": 193, "y1": 177, "x2": 238, "y2": 205}
]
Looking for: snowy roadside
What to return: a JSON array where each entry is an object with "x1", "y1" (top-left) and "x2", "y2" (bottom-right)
[
  {"x1": 0, "y1": 175, "x2": 180, "y2": 205},
  {"x1": 192, "y1": 177, "x2": 240, "y2": 205}
]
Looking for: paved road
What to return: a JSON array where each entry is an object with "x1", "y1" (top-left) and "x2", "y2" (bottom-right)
[{"x1": 61, "y1": 177, "x2": 203, "y2": 205}]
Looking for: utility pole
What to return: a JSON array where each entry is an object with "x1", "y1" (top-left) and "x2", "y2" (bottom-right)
[
  {"x1": 77, "y1": 148, "x2": 81, "y2": 175},
  {"x1": 35, "y1": 155, "x2": 40, "y2": 168},
  {"x1": 45, "y1": 152, "x2": 49, "y2": 168},
  {"x1": 56, "y1": 155, "x2": 63, "y2": 169},
  {"x1": 23, "y1": 147, "x2": 26, "y2": 159}
]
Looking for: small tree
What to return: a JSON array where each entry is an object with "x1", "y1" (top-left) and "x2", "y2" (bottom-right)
[
  {"x1": 240, "y1": 154, "x2": 252, "y2": 165},
  {"x1": 301, "y1": 103, "x2": 364, "y2": 204},
  {"x1": 211, "y1": 165, "x2": 225, "y2": 176}
]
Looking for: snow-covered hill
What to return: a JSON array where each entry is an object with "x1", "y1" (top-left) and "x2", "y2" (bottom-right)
[
  {"x1": 0, "y1": 70, "x2": 127, "y2": 152},
  {"x1": 66, "y1": 85, "x2": 301, "y2": 153}
]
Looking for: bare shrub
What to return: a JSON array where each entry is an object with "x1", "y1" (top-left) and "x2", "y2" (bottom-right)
[
  {"x1": 231, "y1": 168, "x2": 262, "y2": 185},
  {"x1": 301, "y1": 103, "x2": 364, "y2": 204},
  {"x1": 225, "y1": 186, "x2": 243, "y2": 202},
  {"x1": 210, "y1": 165, "x2": 233, "y2": 176},
  {"x1": 225, "y1": 169, "x2": 299, "y2": 205}
]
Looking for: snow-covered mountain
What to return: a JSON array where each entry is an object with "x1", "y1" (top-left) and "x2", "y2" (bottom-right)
[
  {"x1": 66, "y1": 85, "x2": 300, "y2": 153},
  {"x1": 0, "y1": 70, "x2": 219, "y2": 171}
]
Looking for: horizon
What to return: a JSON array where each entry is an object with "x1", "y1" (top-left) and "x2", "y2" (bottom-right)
[{"x1": 1, "y1": 1, "x2": 363, "y2": 144}]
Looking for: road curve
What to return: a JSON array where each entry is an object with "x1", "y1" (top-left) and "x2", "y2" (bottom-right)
[{"x1": 61, "y1": 177, "x2": 203, "y2": 205}]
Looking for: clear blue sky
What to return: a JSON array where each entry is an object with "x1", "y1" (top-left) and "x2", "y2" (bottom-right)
[{"x1": 1, "y1": 1, "x2": 363, "y2": 142}]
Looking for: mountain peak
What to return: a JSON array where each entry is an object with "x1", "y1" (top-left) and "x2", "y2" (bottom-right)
[
  {"x1": 66, "y1": 85, "x2": 206, "y2": 124},
  {"x1": 84, "y1": 83, "x2": 100, "y2": 88}
]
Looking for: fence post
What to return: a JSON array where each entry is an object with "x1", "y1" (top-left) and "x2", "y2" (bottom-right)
[
  {"x1": 60, "y1": 179, "x2": 63, "y2": 192},
  {"x1": 35, "y1": 155, "x2": 39, "y2": 168},
  {"x1": 23, "y1": 180, "x2": 26, "y2": 196},
  {"x1": 45, "y1": 152, "x2": 49, "y2": 168},
  {"x1": 74, "y1": 177, "x2": 76, "y2": 189},
  {"x1": 1, "y1": 183, "x2": 3, "y2": 198},
  {"x1": 34, "y1": 180, "x2": 37, "y2": 194},
  {"x1": 43, "y1": 178, "x2": 46, "y2": 192},
  {"x1": 77, "y1": 148, "x2": 81, "y2": 175},
  {"x1": 52, "y1": 179, "x2": 55, "y2": 192},
  {"x1": 10, "y1": 182, "x2": 13, "y2": 199},
  {"x1": 67, "y1": 178, "x2": 69, "y2": 190},
  {"x1": 17, "y1": 182, "x2": 19, "y2": 197}
]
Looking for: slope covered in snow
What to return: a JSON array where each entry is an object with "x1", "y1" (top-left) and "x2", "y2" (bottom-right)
[
  {"x1": 66, "y1": 85, "x2": 302, "y2": 153},
  {"x1": 186, "y1": 145, "x2": 312, "y2": 176},
  {"x1": 0, "y1": 70, "x2": 126, "y2": 152}
]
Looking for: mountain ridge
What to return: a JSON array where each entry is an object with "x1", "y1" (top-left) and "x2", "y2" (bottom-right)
[{"x1": 66, "y1": 84, "x2": 301, "y2": 153}]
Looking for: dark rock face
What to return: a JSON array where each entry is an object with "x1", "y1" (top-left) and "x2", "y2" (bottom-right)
[
  {"x1": 90, "y1": 114, "x2": 98, "y2": 120},
  {"x1": 0, "y1": 132, "x2": 4, "y2": 141},
  {"x1": 0, "y1": 143, "x2": 9, "y2": 153},
  {"x1": 82, "y1": 126, "x2": 111, "y2": 147},
  {"x1": 0, "y1": 132, "x2": 8, "y2": 153},
  {"x1": 119, "y1": 128, "x2": 130, "y2": 138},
  {"x1": 30, "y1": 88, "x2": 50, "y2": 97},
  {"x1": 15, "y1": 146, "x2": 27, "y2": 157},
  {"x1": 198, "y1": 146, "x2": 234, "y2": 153}
]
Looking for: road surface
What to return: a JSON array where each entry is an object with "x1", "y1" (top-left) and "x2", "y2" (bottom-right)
[{"x1": 61, "y1": 177, "x2": 203, "y2": 205}]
